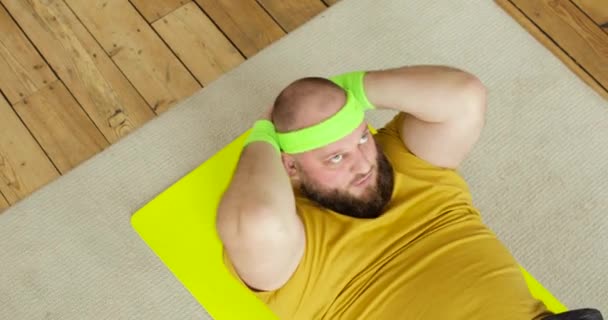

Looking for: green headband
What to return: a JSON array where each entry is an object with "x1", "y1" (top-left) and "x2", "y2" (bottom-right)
[
  {"x1": 275, "y1": 90, "x2": 364, "y2": 153},
  {"x1": 275, "y1": 71, "x2": 375, "y2": 154}
]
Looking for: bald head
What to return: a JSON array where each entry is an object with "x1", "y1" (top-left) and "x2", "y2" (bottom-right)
[{"x1": 272, "y1": 77, "x2": 346, "y2": 133}]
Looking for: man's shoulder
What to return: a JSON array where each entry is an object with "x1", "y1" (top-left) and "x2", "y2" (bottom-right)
[{"x1": 375, "y1": 115, "x2": 472, "y2": 194}]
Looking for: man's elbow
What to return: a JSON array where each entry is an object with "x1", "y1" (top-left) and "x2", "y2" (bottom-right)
[{"x1": 461, "y1": 74, "x2": 487, "y2": 128}]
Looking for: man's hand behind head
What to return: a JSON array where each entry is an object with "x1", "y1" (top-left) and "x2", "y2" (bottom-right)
[{"x1": 261, "y1": 105, "x2": 273, "y2": 121}]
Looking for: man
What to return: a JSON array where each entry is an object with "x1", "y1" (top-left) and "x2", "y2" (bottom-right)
[{"x1": 216, "y1": 66, "x2": 602, "y2": 319}]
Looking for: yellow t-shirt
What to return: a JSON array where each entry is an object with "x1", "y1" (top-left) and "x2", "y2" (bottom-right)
[{"x1": 225, "y1": 113, "x2": 550, "y2": 319}]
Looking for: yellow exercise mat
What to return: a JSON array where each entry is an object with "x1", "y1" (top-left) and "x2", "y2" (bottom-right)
[{"x1": 131, "y1": 128, "x2": 568, "y2": 319}]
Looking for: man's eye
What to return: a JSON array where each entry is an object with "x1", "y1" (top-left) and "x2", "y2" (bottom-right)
[
  {"x1": 330, "y1": 154, "x2": 343, "y2": 164},
  {"x1": 359, "y1": 133, "x2": 369, "y2": 144}
]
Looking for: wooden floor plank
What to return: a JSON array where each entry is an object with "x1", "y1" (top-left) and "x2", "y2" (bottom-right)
[
  {"x1": 0, "y1": 3, "x2": 56, "y2": 104},
  {"x1": 129, "y1": 0, "x2": 189, "y2": 23},
  {"x1": 496, "y1": 0, "x2": 608, "y2": 100},
  {"x1": 0, "y1": 192, "x2": 8, "y2": 213},
  {"x1": 152, "y1": 2, "x2": 245, "y2": 86},
  {"x1": 0, "y1": 94, "x2": 59, "y2": 204},
  {"x1": 64, "y1": 0, "x2": 201, "y2": 114},
  {"x1": 194, "y1": 0, "x2": 285, "y2": 57},
  {"x1": 257, "y1": 0, "x2": 326, "y2": 32},
  {"x1": 322, "y1": 0, "x2": 338, "y2": 6},
  {"x1": 571, "y1": 0, "x2": 608, "y2": 32},
  {"x1": 12, "y1": 80, "x2": 109, "y2": 174},
  {"x1": 510, "y1": 0, "x2": 608, "y2": 93},
  {"x1": 1, "y1": 0, "x2": 156, "y2": 142}
]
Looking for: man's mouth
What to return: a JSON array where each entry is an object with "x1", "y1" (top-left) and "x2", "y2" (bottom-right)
[{"x1": 353, "y1": 171, "x2": 373, "y2": 186}]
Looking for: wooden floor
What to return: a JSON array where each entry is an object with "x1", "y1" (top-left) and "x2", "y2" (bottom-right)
[
  {"x1": 0, "y1": 0, "x2": 606, "y2": 214},
  {"x1": 497, "y1": 0, "x2": 608, "y2": 100},
  {"x1": 0, "y1": 0, "x2": 336, "y2": 212}
]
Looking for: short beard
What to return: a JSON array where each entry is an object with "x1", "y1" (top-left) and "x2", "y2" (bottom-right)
[{"x1": 299, "y1": 142, "x2": 395, "y2": 219}]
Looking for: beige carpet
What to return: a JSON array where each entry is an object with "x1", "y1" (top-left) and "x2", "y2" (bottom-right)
[{"x1": 1, "y1": 0, "x2": 606, "y2": 318}]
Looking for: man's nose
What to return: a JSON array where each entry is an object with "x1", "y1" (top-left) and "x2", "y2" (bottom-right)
[{"x1": 352, "y1": 149, "x2": 373, "y2": 176}]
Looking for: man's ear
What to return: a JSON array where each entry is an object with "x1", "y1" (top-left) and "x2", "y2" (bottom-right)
[{"x1": 281, "y1": 153, "x2": 299, "y2": 178}]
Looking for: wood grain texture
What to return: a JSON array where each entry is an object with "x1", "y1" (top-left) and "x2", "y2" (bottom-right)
[
  {"x1": 129, "y1": 0, "x2": 189, "y2": 23},
  {"x1": 0, "y1": 192, "x2": 8, "y2": 213},
  {"x1": 12, "y1": 80, "x2": 109, "y2": 174},
  {"x1": 1, "y1": 0, "x2": 155, "y2": 142},
  {"x1": 153, "y1": 2, "x2": 245, "y2": 85},
  {"x1": 510, "y1": 0, "x2": 608, "y2": 92},
  {"x1": 496, "y1": 0, "x2": 608, "y2": 100},
  {"x1": 322, "y1": 0, "x2": 339, "y2": 6},
  {"x1": 0, "y1": 94, "x2": 59, "y2": 204},
  {"x1": 195, "y1": 0, "x2": 285, "y2": 57},
  {"x1": 64, "y1": 0, "x2": 201, "y2": 114},
  {"x1": 257, "y1": 0, "x2": 326, "y2": 32},
  {"x1": 0, "y1": 3, "x2": 55, "y2": 104},
  {"x1": 572, "y1": 0, "x2": 608, "y2": 31}
]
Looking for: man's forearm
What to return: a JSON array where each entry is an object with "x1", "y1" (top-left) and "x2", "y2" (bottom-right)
[
  {"x1": 364, "y1": 65, "x2": 485, "y2": 122},
  {"x1": 218, "y1": 141, "x2": 296, "y2": 227},
  {"x1": 216, "y1": 135, "x2": 305, "y2": 292}
]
